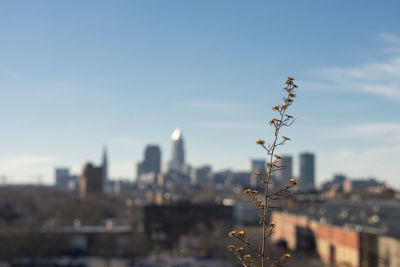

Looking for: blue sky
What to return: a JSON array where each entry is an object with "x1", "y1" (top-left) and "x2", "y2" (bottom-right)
[{"x1": 1, "y1": 0, "x2": 400, "y2": 187}]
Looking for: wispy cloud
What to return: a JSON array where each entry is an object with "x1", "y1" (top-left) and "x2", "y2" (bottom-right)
[
  {"x1": 378, "y1": 32, "x2": 400, "y2": 45},
  {"x1": 2, "y1": 69, "x2": 24, "y2": 81},
  {"x1": 378, "y1": 32, "x2": 400, "y2": 53},
  {"x1": 326, "y1": 144, "x2": 400, "y2": 184},
  {"x1": 308, "y1": 33, "x2": 400, "y2": 102},
  {"x1": 320, "y1": 122, "x2": 400, "y2": 187},
  {"x1": 333, "y1": 122, "x2": 400, "y2": 140}
]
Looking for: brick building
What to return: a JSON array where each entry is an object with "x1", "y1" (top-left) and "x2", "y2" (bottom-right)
[
  {"x1": 272, "y1": 212, "x2": 380, "y2": 267},
  {"x1": 80, "y1": 163, "x2": 103, "y2": 199}
]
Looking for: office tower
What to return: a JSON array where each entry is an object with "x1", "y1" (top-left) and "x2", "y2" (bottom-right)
[
  {"x1": 249, "y1": 159, "x2": 266, "y2": 173},
  {"x1": 55, "y1": 168, "x2": 70, "y2": 189},
  {"x1": 169, "y1": 128, "x2": 185, "y2": 172},
  {"x1": 299, "y1": 152, "x2": 315, "y2": 189},
  {"x1": 137, "y1": 145, "x2": 162, "y2": 184},
  {"x1": 143, "y1": 145, "x2": 161, "y2": 175},
  {"x1": 80, "y1": 162, "x2": 103, "y2": 199},
  {"x1": 276, "y1": 156, "x2": 293, "y2": 180},
  {"x1": 249, "y1": 159, "x2": 266, "y2": 187},
  {"x1": 102, "y1": 145, "x2": 108, "y2": 184},
  {"x1": 274, "y1": 156, "x2": 293, "y2": 189}
]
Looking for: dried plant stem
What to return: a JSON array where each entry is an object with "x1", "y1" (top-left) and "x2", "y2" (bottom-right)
[
  {"x1": 262, "y1": 109, "x2": 286, "y2": 266},
  {"x1": 228, "y1": 77, "x2": 298, "y2": 267}
]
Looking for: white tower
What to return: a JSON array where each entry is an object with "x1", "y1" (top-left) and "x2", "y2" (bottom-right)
[{"x1": 169, "y1": 128, "x2": 185, "y2": 172}]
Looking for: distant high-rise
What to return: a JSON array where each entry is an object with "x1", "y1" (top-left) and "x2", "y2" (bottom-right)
[
  {"x1": 169, "y1": 128, "x2": 185, "y2": 172},
  {"x1": 55, "y1": 168, "x2": 70, "y2": 189},
  {"x1": 276, "y1": 156, "x2": 293, "y2": 180},
  {"x1": 102, "y1": 146, "x2": 108, "y2": 183},
  {"x1": 137, "y1": 145, "x2": 161, "y2": 178},
  {"x1": 274, "y1": 156, "x2": 293, "y2": 188},
  {"x1": 248, "y1": 159, "x2": 265, "y2": 173},
  {"x1": 248, "y1": 159, "x2": 266, "y2": 187},
  {"x1": 299, "y1": 152, "x2": 315, "y2": 189},
  {"x1": 80, "y1": 162, "x2": 103, "y2": 199}
]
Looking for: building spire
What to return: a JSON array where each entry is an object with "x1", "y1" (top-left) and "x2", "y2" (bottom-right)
[{"x1": 102, "y1": 145, "x2": 108, "y2": 183}]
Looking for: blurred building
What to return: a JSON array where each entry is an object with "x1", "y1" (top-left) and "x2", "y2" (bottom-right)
[
  {"x1": 102, "y1": 145, "x2": 108, "y2": 184},
  {"x1": 55, "y1": 168, "x2": 79, "y2": 191},
  {"x1": 273, "y1": 199, "x2": 400, "y2": 267},
  {"x1": 80, "y1": 163, "x2": 103, "y2": 199},
  {"x1": 137, "y1": 145, "x2": 161, "y2": 185},
  {"x1": 322, "y1": 174, "x2": 347, "y2": 191},
  {"x1": 378, "y1": 236, "x2": 400, "y2": 267},
  {"x1": 273, "y1": 211, "x2": 380, "y2": 267},
  {"x1": 343, "y1": 178, "x2": 384, "y2": 194},
  {"x1": 190, "y1": 165, "x2": 212, "y2": 185},
  {"x1": 248, "y1": 159, "x2": 265, "y2": 187},
  {"x1": 228, "y1": 171, "x2": 251, "y2": 187},
  {"x1": 213, "y1": 170, "x2": 231, "y2": 187},
  {"x1": 55, "y1": 168, "x2": 70, "y2": 189},
  {"x1": 275, "y1": 155, "x2": 293, "y2": 188},
  {"x1": 169, "y1": 128, "x2": 185, "y2": 172},
  {"x1": 299, "y1": 152, "x2": 315, "y2": 190},
  {"x1": 144, "y1": 203, "x2": 233, "y2": 248}
]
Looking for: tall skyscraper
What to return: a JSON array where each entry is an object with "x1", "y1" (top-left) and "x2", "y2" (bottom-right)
[
  {"x1": 137, "y1": 145, "x2": 161, "y2": 178},
  {"x1": 276, "y1": 156, "x2": 293, "y2": 180},
  {"x1": 248, "y1": 159, "x2": 266, "y2": 173},
  {"x1": 102, "y1": 145, "x2": 108, "y2": 184},
  {"x1": 169, "y1": 128, "x2": 185, "y2": 172},
  {"x1": 249, "y1": 159, "x2": 266, "y2": 187},
  {"x1": 299, "y1": 152, "x2": 315, "y2": 189},
  {"x1": 80, "y1": 162, "x2": 103, "y2": 199},
  {"x1": 274, "y1": 156, "x2": 293, "y2": 188}
]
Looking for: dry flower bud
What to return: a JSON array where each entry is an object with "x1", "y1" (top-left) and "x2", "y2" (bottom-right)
[
  {"x1": 282, "y1": 136, "x2": 290, "y2": 141},
  {"x1": 289, "y1": 93, "x2": 296, "y2": 98},
  {"x1": 272, "y1": 105, "x2": 280, "y2": 111},
  {"x1": 243, "y1": 189, "x2": 252, "y2": 195},
  {"x1": 284, "y1": 98, "x2": 293, "y2": 104},
  {"x1": 269, "y1": 221, "x2": 276, "y2": 227},
  {"x1": 281, "y1": 104, "x2": 289, "y2": 110},
  {"x1": 266, "y1": 162, "x2": 274, "y2": 169},
  {"x1": 227, "y1": 245, "x2": 235, "y2": 251},
  {"x1": 251, "y1": 190, "x2": 258, "y2": 196},
  {"x1": 289, "y1": 178, "x2": 298, "y2": 186},
  {"x1": 256, "y1": 139, "x2": 265, "y2": 145},
  {"x1": 243, "y1": 254, "x2": 251, "y2": 259},
  {"x1": 269, "y1": 119, "x2": 277, "y2": 125},
  {"x1": 274, "y1": 154, "x2": 282, "y2": 160},
  {"x1": 228, "y1": 231, "x2": 237, "y2": 237},
  {"x1": 238, "y1": 230, "x2": 245, "y2": 237},
  {"x1": 282, "y1": 253, "x2": 291, "y2": 260}
]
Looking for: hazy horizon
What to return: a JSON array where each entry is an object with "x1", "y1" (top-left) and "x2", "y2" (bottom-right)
[{"x1": 1, "y1": 1, "x2": 400, "y2": 188}]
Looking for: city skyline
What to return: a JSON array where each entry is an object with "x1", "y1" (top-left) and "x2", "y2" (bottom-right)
[{"x1": 1, "y1": 1, "x2": 400, "y2": 187}]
